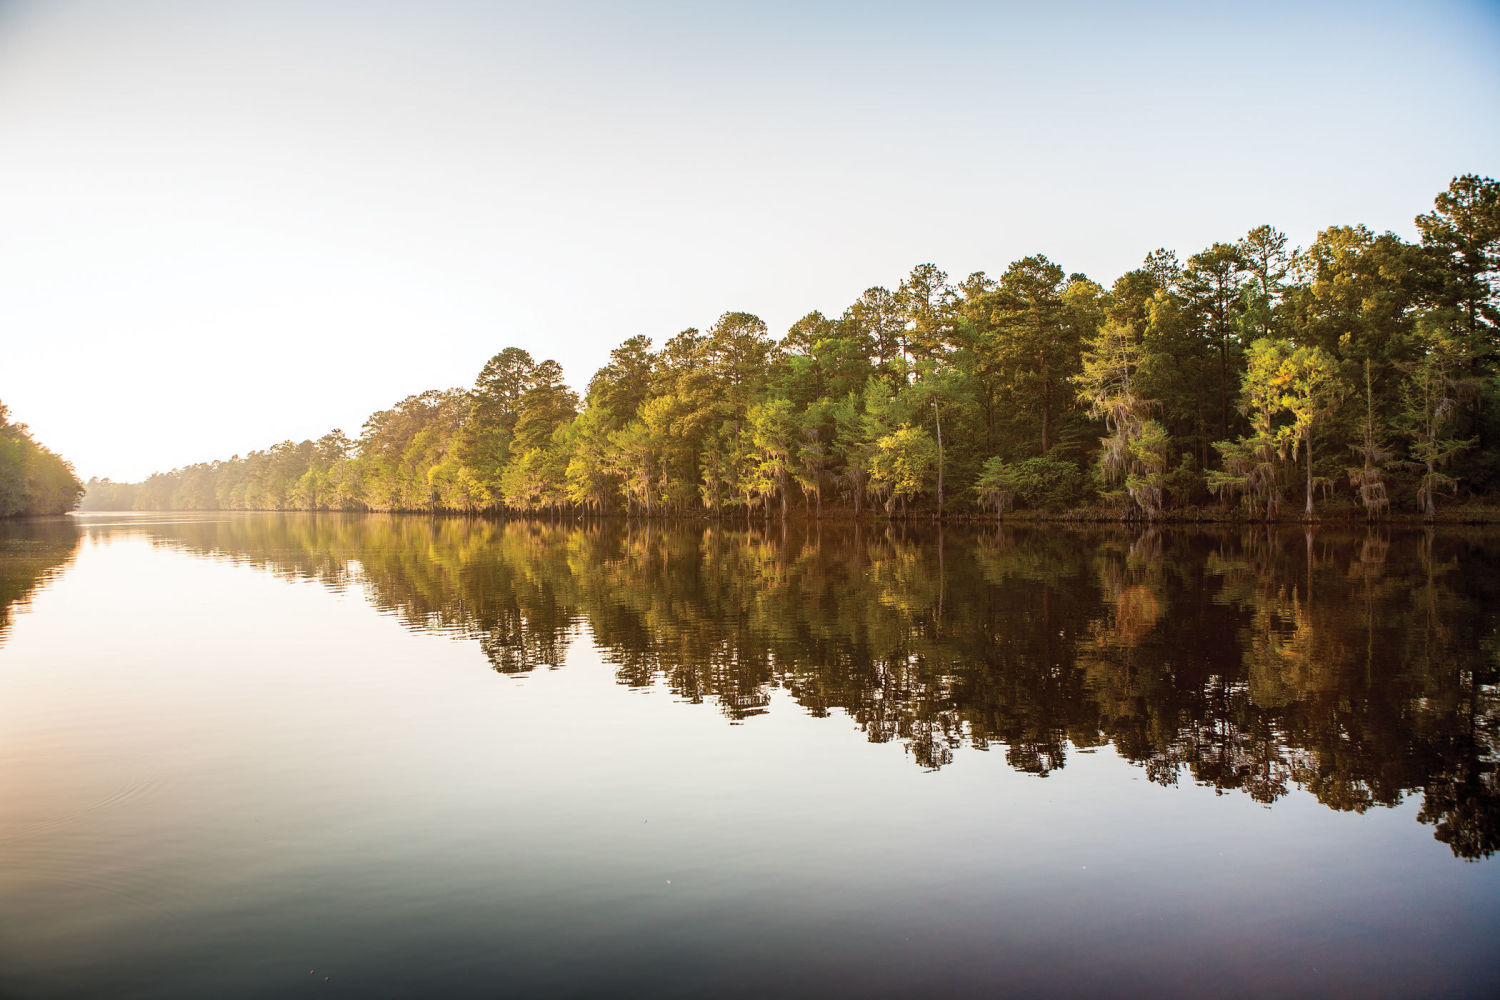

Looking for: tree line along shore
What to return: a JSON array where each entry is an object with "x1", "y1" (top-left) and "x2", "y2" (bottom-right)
[
  {"x1": 81, "y1": 175, "x2": 1499, "y2": 523},
  {"x1": 0, "y1": 403, "x2": 82, "y2": 518}
]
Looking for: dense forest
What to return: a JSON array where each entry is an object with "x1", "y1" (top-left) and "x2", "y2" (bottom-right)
[
  {"x1": 85, "y1": 175, "x2": 1500, "y2": 521},
  {"x1": 0, "y1": 402, "x2": 83, "y2": 517},
  {"x1": 132, "y1": 515, "x2": 1500, "y2": 858}
]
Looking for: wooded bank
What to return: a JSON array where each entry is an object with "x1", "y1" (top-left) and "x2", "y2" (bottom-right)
[{"x1": 84, "y1": 175, "x2": 1500, "y2": 524}]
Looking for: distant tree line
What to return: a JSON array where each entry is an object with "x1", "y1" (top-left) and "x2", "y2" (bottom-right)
[
  {"x1": 85, "y1": 175, "x2": 1500, "y2": 521},
  {"x1": 0, "y1": 401, "x2": 83, "y2": 517}
]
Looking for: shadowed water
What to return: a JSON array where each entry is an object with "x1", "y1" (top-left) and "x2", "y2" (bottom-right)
[{"x1": 1, "y1": 512, "x2": 1497, "y2": 997}]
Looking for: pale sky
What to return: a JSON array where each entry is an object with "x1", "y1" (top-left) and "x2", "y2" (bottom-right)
[{"x1": 2, "y1": 0, "x2": 1497, "y2": 482}]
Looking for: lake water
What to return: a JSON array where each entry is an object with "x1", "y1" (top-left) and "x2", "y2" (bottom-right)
[{"x1": 1, "y1": 512, "x2": 1497, "y2": 997}]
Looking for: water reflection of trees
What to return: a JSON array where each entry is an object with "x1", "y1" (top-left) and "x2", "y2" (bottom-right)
[
  {"x1": 0, "y1": 519, "x2": 80, "y2": 647},
  {"x1": 141, "y1": 515, "x2": 1500, "y2": 859}
]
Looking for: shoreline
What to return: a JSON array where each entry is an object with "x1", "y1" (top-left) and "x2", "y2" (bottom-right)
[{"x1": 64, "y1": 504, "x2": 1500, "y2": 526}]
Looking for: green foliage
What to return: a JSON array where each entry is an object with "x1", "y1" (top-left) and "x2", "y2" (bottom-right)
[
  {"x1": 1279, "y1": 343, "x2": 1342, "y2": 517},
  {"x1": 870, "y1": 424, "x2": 938, "y2": 515},
  {"x1": 1124, "y1": 419, "x2": 1171, "y2": 517},
  {"x1": 984, "y1": 255, "x2": 1091, "y2": 455},
  {"x1": 974, "y1": 454, "x2": 1085, "y2": 514},
  {"x1": 1075, "y1": 316, "x2": 1165, "y2": 516},
  {"x1": 1208, "y1": 338, "x2": 1295, "y2": 518},
  {"x1": 564, "y1": 405, "x2": 618, "y2": 513},
  {"x1": 1415, "y1": 174, "x2": 1500, "y2": 347},
  {"x1": 747, "y1": 397, "x2": 797, "y2": 516},
  {"x1": 974, "y1": 456, "x2": 1015, "y2": 516},
  {"x1": 1163, "y1": 452, "x2": 1205, "y2": 509},
  {"x1": 1181, "y1": 241, "x2": 1248, "y2": 441},
  {"x1": 1399, "y1": 321, "x2": 1476, "y2": 517},
  {"x1": 0, "y1": 402, "x2": 83, "y2": 517},
  {"x1": 1345, "y1": 359, "x2": 1393, "y2": 520},
  {"x1": 79, "y1": 175, "x2": 1500, "y2": 521}
]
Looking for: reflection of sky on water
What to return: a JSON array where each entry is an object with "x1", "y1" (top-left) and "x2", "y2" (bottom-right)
[{"x1": 0, "y1": 515, "x2": 1497, "y2": 997}]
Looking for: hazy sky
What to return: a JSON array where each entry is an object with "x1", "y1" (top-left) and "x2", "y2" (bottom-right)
[{"x1": 2, "y1": 0, "x2": 1497, "y2": 481}]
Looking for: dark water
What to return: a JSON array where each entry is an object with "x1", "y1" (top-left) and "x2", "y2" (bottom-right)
[{"x1": 1, "y1": 513, "x2": 1497, "y2": 997}]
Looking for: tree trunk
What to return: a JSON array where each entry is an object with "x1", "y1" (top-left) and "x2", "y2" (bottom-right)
[
  {"x1": 1040, "y1": 382, "x2": 1051, "y2": 453},
  {"x1": 1305, "y1": 434, "x2": 1314, "y2": 518},
  {"x1": 1425, "y1": 456, "x2": 1437, "y2": 518},
  {"x1": 932, "y1": 398, "x2": 944, "y2": 521},
  {"x1": 1220, "y1": 337, "x2": 1230, "y2": 440}
]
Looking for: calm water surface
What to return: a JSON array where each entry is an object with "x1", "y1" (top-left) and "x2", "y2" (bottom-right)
[{"x1": 1, "y1": 513, "x2": 1497, "y2": 997}]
